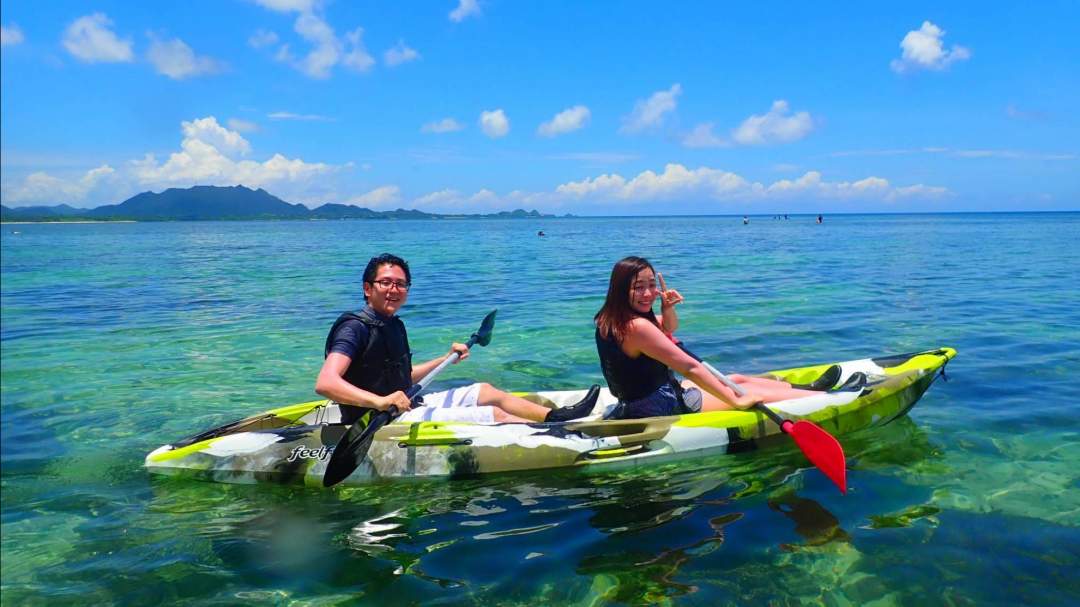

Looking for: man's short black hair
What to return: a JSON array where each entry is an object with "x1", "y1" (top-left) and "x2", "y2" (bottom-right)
[{"x1": 362, "y1": 254, "x2": 411, "y2": 299}]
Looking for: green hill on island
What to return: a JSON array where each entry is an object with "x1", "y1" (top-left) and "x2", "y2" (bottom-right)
[{"x1": 1, "y1": 185, "x2": 562, "y2": 222}]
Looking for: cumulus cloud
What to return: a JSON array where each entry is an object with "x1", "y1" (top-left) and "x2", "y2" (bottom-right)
[
  {"x1": 1, "y1": 165, "x2": 116, "y2": 205},
  {"x1": 421, "y1": 118, "x2": 465, "y2": 133},
  {"x1": 62, "y1": 13, "x2": 134, "y2": 63},
  {"x1": 554, "y1": 164, "x2": 947, "y2": 205},
  {"x1": 130, "y1": 116, "x2": 335, "y2": 188},
  {"x1": 681, "y1": 122, "x2": 728, "y2": 148},
  {"x1": 1, "y1": 23, "x2": 25, "y2": 46},
  {"x1": 147, "y1": 34, "x2": 223, "y2": 79},
  {"x1": 620, "y1": 84, "x2": 681, "y2": 134},
  {"x1": 890, "y1": 21, "x2": 971, "y2": 74},
  {"x1": 341, "y1": 27, "x2": 375, "y2": 72},
  {"x1": 479, "y1": 109, "x2": 510, "y2": 138},
  {"x1": 538, "y1": 105, "x2": 591, "y2": 137},
  {"x1": 384, "y1": 40, "x2": 420, "y2": 66},
  {"x1": 274, "y1": 13, "x2": 372, "y2": 78},
  {"x1": 731, "y1": 100, "x2": 813, "y2": 145},
  {"x1": 248, "y1": 29, "x2": 279, "y2": 49},
  {"x1": 346, "y1": 185, "x2": 401, "y2": 207},
  {"x1": 449, "y1": 0, "x2": 481, "y2": 22}
]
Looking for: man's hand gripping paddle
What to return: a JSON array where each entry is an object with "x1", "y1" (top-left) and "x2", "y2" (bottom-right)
[{"x1": 322, "y1": 310, "x2": 497, "y2": 487}]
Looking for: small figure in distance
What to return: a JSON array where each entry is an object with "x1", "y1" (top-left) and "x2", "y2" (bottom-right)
[
  {"x1": 743, "y1": 216, "x2": 749, "y2": 225},
  {"x1": 537, "y1": 230, "x2": 546, "y2": 237},
  {"x1": 816, "y1": 214, "x2": 823, "y2": 224}
]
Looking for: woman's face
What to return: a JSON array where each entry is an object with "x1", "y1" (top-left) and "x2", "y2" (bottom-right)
[{"x1": 628, "y1": 267, "x2": 659, "y2": 314}]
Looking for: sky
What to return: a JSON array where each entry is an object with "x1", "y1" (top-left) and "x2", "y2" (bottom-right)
[{"x1": 1, "y1": 0, "x2": 1077, "y2": 214}]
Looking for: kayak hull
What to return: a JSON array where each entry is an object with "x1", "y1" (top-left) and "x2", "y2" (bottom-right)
[{"x1": 145, "y1": 347, "x2": 955, "y2": 486}]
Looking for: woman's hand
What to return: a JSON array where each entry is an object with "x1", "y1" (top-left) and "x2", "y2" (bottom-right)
[
  {"x1": 731, "y1": 392, "x2": 763, "y2": 410},
  {"x1": 657, "y1": 273, "x2": 684, "y2": 309}
]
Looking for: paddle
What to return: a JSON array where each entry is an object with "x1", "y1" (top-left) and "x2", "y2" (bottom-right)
[
  {"x1": 675, "y1": 341, "x2": 847, "y2": 494},
  {"x1": 322, "y1": 309, "x2": 498, "y2": 487}
]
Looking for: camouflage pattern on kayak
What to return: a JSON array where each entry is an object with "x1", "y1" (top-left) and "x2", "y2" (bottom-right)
[{"x1": 145, "y1": 347, "x2": 956, "y2": 486}]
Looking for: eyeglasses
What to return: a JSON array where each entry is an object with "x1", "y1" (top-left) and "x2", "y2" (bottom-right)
[
  {"x1": 371, "y1": 279, "x2": 411, "y2": 291},
  {"x1": 630, "y1": 282, "x2": 658, "y2": 293}
]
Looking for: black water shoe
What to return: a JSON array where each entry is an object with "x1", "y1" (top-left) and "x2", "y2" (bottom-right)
[
  {"x1": 831, "y1": 372, "x2": 868, "y2": 392},
  {"x1": 790, "y1": 365, "x2": 842, "y2": 391},
  {"x1": 546, "y1": 385, "x2": 601, "y2": 422}
]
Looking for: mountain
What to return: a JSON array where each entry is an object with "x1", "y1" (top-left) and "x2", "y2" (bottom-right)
[
  {"x1": 1, "y1": 185, "x2": 562, "y2": 221},
  {"x1": 85, "y1": 185, "x2": 309, "y2": 220}
]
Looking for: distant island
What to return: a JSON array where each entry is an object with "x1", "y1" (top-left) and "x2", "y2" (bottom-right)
[{"x1": 0, "y1": 185, "x2": 566, "y2": 222}]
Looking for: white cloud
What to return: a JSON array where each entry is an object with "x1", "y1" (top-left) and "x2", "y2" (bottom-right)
[
  {"x1": 147, "y1": 34, "x2": 223, "y2": 79},
  {"x1": 384, "y1": 40, "x2": 420, "y2": 67},
  {"x1": 252, "y1": 0, "x2": 318, "y2": 13},
  {"x1": 421, "y1": 118, "x2": 464, "y2": 133},
  {"x1": 268, "y1": 111, "x2": 334, "y2": 121},
  {"x1": 538, "y1": 105, "x2": 591, "y2": 137},
  {"x1": 227, "y1": 118, "x2": 260, "y2": 133},
  {"x1": 181, "y1": 117, "x2": 251, "y2": 157},
  {"x1": 682, "y1": 122, "x2": 728, "y2": 148},
  {"x1": 346, "y1": 185, "x2": 401, "y2": 207},
  {"x1": 620, "y1": 84, "x2": 681, "y2": 134},
  {"x1": 248, "y1": 29, "x2": 279, "y2": 49},
  {"x1": 548, "y1": 152, "x2": 640, "y2": 163},
  {"x1": 414, "y1": 188, "x2": 462, "y2": 208},
  {"x1": 731, "y1": 100, "x2": 813, "y2": 145},
  {"x1": 1, "y1": 165, "x2": 116, "y2": 205},
  {"x1": 62, "y1": 13, "x2": 134, "y2": 63},
  {"x1": 1, "y1": 23, "x2": 25, "y2": 46},
  {"x1": 554, "y1": 164, "x2": 948, "y2": 205},
  {"x1": 130, "y1": 116, "x2": 335, "y2": 188},
  {"x1": 479, "y1": 109, "x2": 510, "y2": 138},
  {"x1": 341, "y1": 27, "x2": 375, "y2": 72},
  {"x1": 890, "y1": 21, "x2": 971, "y2": 74},
  {"x1": 284, "y1": 14, "x2": 373, "y2": 78},
  {"x1": 449, "y1": 0, "x2": 481, "y2": 22}
]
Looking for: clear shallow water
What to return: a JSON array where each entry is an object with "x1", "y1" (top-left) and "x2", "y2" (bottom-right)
[{"x1": 2, "y1": 213, "x2": 1078, "y2": 605}]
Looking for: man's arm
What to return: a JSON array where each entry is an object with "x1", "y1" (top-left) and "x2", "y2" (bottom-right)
[{"x1": 411, "y1": 342, "x2": 470, "y2": 382}]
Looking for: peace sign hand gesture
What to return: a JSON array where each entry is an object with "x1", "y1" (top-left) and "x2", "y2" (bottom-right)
[{"x1": 657, "y1": 272, "x2": 684, "y2": 309}]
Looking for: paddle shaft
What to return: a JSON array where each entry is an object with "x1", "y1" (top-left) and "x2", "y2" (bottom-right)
[
  {"x1": 677, "y1": 343, "x2": 791, "y2": 429},
  {"x1": 390, "y1": 333, "x2": 479, "y2": 415}
]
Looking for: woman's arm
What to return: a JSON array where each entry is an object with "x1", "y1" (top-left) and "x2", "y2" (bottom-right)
[
  {"x1": 656, "y1": 272, "x2": 683, "y2": 334},
  {"x1": 625, "y1": 319, "x2": 759, "y2": 409}
]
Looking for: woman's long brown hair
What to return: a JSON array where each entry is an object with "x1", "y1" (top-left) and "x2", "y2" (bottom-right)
[{"x1": 594, "y1": 256, "x2": 659, "y2": 343}]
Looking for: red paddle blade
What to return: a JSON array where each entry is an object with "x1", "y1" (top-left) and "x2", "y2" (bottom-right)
[{"x1": 787, "y1": 420, "x2": 847, "y2": 494}]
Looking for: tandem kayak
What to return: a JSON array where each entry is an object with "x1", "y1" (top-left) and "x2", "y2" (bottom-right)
[{"x1": 145, "y1": 347, "x2": 955, "y2": 487}]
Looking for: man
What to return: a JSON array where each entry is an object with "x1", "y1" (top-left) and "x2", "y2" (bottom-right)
[{"x1": 315, "y1": 253, "x2": 599, "y2": 425}]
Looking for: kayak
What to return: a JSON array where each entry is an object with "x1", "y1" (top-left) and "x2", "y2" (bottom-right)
[{"x1": 145, "y1": 347, "x2": 955, "y2": 487}]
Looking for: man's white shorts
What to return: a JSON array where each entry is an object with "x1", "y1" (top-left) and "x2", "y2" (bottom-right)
[{"x1": 396, "y1": 383, "x2": 496, "y2": 423}]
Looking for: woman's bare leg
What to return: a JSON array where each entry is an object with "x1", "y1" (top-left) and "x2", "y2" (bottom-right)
[{"x1": 682, "y1": 377, "x2": 820, "y2": 412}]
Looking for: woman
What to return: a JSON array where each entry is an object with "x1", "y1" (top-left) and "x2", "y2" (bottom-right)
[{"x1": 594, "y1": 256, "x2": 824, "y2": 419}]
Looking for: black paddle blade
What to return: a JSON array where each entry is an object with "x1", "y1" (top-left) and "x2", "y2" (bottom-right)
[
  {"x1": 323, "y1": 410, "x2": 393, "y2": 487},
  {"x1": 471, "y1": 309, "x2": 497, "y2": 347}
]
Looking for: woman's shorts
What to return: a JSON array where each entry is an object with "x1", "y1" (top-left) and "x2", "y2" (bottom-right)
[
  {"x1": 397, "y1": 383, "x2": 497, "y2": 423},
  {"x1": 620, "y1": 383, "x2": 703, "y2": 419}
]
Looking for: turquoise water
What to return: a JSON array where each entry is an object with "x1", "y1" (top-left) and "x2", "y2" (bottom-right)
[{"x1": 2, "y1": 213, "x2": 1078, "y2": 605}]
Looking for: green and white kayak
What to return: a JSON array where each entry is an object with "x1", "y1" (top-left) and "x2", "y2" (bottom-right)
[{"x1": 145, "y1": 347, "x2": 955, "y2": 487}]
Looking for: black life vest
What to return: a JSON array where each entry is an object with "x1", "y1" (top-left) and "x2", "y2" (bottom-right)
[
  {"x1": 595, "y1": 322, "x2": 681, "y2": 403},
  {"x1": 324, "y1": 307, "x2": 413, "y2": 399}
]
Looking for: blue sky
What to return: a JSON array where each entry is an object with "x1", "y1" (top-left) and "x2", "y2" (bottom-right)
[{"x1": 1, "y1": 1, "x2": 1077, "y2": 214}]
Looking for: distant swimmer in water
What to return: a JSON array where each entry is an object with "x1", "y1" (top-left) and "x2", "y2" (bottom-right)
[
  {"x1": 743, "y1": 216, "x2": 749, "y2": 225},
  {"x1": 816, "y1": 214, "x2": 823, "y2": 224},
  {"x1": 537, "y1": 230, "x2": 546, "y2": 237}
]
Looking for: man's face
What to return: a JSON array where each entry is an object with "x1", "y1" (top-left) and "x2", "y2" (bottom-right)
[{"x1": 363, "y1": 263, "x2": 409, "y2": 316}]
